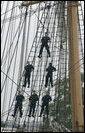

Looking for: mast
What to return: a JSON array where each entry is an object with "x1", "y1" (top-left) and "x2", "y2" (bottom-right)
[{"x1": 67, "y1": 1, "x2": 84, "y2": 132}]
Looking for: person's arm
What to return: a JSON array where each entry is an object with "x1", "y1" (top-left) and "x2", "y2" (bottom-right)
[
  {"x1": 54, "y1": 67, "x2": 56, "y2": 71},
  {"x1": 48, "y1": 37, "x2": 51, "y2": 42},
  {"x1": 16, "y1": 96, "x2": 18, "y2": 101},
  {"x1": 25, "y1": 65, "x2": 27, "y2": 71},
  {"x1": 41, "y1": 37, "x2": 43, "y2": 42},
  {"x1": 32, "y1": 65, "x2": 34, "y2": 70},
  {"x1": 42, "y1": 96, "x2": 44, "y2": 101},
  {"x1": 22, "y1": 96, "x2": 25, "y2": 102},
  {"x1": 37, "y1": 96, "x2": 39, "y2": 101},
  {"x1": 35, "y1": 95, "x2": 39, "y2": 102},
  {"x1": 53, "y1": 66, "x2": 56, "y2": 71},
  {"x1": 46, "y1": 67, "x2": 48, "y2": 71},
  {"x1": 49, "y1": 96, "x2": 52, "y2": 102},
  {"x1": 29, "y1": 96, "x2": 32, "y2": 101},
  {"x1": 30, "y1": 65, "x2": 34, "y2": 72}
]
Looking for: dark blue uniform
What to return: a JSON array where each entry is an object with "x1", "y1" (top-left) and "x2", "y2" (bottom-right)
[
  {"x1": 45, "y1": 65, "x2": 56, "y2": 87},
  {"x1": 40, "y1": 94, "x2": 52, "y2": 117},
  {"x1": 28, "y1": 94, "x2": 39, "y2": 117},
  {"x1": 13, "y1": 95, "x2": 25, "y2": 117},
  {"x1": 23, "y1": 64, "x2": 34, "y2": 87},
  {"x1": 38, "y1": 36, "x2": 51, "y2": 57}
]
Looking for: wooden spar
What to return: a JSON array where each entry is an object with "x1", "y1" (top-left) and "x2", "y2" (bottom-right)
[
  {"x1": 67, "y1": 1, "x2": 84, "y2": 132},
  {"x1": 21, "y1": 1, "x2": 45, "y2": 7}
]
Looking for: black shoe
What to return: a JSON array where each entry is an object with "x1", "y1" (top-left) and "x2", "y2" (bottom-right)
[
  {"x1": 47, "y1": 115, "x2": 49, "y2": 118},
  {"x1": 38, "y1": 55, "x2": 42, "y2": 58},
  {"x1": 28, "y1": 115, "x2": 31, "y2": 117},
  {"x1": 23, "y1": 85, "x2": 26, "y2": 87},
  {"x1": 20, "y1": 115, "x2": 22, "y2": 118},
  {"x1": 32, "y1": 114, "x2": 34, "y2": 118},
  {"x1": 12, "y1": 114, "x2": 15, "y2": 117},
  {"x1": 45, "y1": 85, "x2": 47, "y2": 88},
  {"x1": 28, "y1": 85, "x2": 30, "y2": 88},
  {"x1": 47, "y1": 55, "x2": 50, "y2": 58}
]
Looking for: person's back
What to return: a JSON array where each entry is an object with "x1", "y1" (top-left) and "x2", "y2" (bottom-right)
[
  {"x1": 46, "y1": 66, "x2": 56, "y2": 75},
  {"x1": 25, "y1": 64, "x2": 34, "y2": 74},
  {"x1": 38, "y1": 32, "x2": 51, "y2": 58},
  {"x1": 42, "y1": 94, "x2": 52, "y2": 105},
  {"x1": 41, "y1": 36, "x2": 50, "y2": 45},
  {"x1": 45, "y1": 63, "x2": 56, "y2": 87},
  {"x1": 16, "y1": 94, "x2": 24, "y2": 105},
  {"x1": 28, "y1": 90, "x2": 39, "y2": 117},
  {"x1": 39, "y1": 91, "x2": 52, "y2": 117},
  {"x1": 23, "y1": 61, "x2": 34, "y2": 88},
  {"x1": 12, "y1": 91, "x2": 24, "y2": 118},
  {"x1": 29, "y1": 93, "x2": 39, "y2": 105},
  {"x1": 46, "y1": 63, "x2": 56, "y2": 75}
]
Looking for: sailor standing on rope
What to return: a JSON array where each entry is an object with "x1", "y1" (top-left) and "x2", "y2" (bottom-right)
[
  {"x1": 45, "y1": 63, "x2": 56, "y2": 88},
  {"x1": 38, "y1": 32, "x2": 51, "y2": 58},
  {"x1": 23, "y1": 61, "x2": 34, "y2": 88},
  {"x1": 28, "y1": 90, "x2": 39, "y2": 117},
  {"x1": 12, "y1": 91, "x2": 25, "y2": 118},
  {"x1": 39, "y1": 91, "x2": 52, "y2": 118}
]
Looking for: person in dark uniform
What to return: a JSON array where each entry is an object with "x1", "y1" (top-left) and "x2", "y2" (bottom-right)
[
  {"x1": 38, "y1": 32, "x2": 51, "y2": 58},
  {"x1": 28, "y1": 90, "x2": 39, "y2": 117},
  {"x1": 12, "y1": 91, "x2": 25, "y2": 118},
  {"x1": 39, "y1": 91, "x2": 52, "y2": 118},
  {"x1": 23, "y1": 61, "x2": 34, "y2": 88},
  {"x1": 45, "y1": 63, "x2": 56, "y2": 88}
]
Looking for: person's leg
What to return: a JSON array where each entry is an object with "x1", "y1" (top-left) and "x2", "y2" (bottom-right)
[
  {"x1": 23, "y1": 74, "x2": 27, "y2": 87},
  {"x1": 32, "y1": 104, "x2": 36, "y2": 117},
  {"x1": 50, "y1": 75, "x2": 53, "y2": 87},
  {"x1": 27, "y1": 74, "x2": 30, "y2": 88},
  {"x1": 19, "y1": 105, "x2": 23, "y2": 117},
  {"x1": 39, "y1": 104, "x2": 45, "y2": 116},
  {"x1": 45, "y1": 44, "x2": 50, "y2": 57},
  {"x1": 38, "y1": 45, "x2": 44, "y2": 57},
  {"x1": 28, "y1": 104, "x2": 32, "y2": 117},
  {"x1": 13, "y1": 104, "x2": 18, "y2": 117},
  {"x1": 46, "y1": 104, "x2": 49, "y2": 118},
  {"x1": 45, "y1": 74, "x2": 49, "y2": 87}
]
